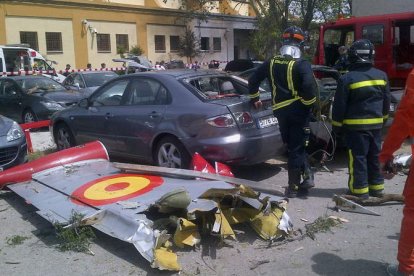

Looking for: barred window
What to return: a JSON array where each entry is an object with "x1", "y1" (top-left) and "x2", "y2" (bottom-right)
[
  {"x1": 116, "y1": 34, "x2": 129, "y2": 52},
  {"x1": 97, "y1": 34, "x2": 111, "y2": 53},
  {"x1": 155, "y1": 35, "x2": 166, "y2": 53},
  {"x1": 170, "y1": 36, "x2": 179, "y2": 52},
  {"x1": 45, "y1": 32, "x2": 62, "y2": 52},
  {"x1": 20, "y1": 32, "x2": 39, "y2": 51},
  {"x1": 213, "y1": 37, "x2": 221, "y2": 51},
  {"x1": 200, "y1": 37, "x2": 209, "y2": 51}
]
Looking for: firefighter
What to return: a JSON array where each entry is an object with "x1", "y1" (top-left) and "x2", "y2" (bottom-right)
[
  {"x1": 248, "y1": 26, "x2": 317, "y2": 198},
  {"x1": 332, "y1": 39, "x2": 391, "y2": 199},
  {"x1": 380, "y1": 69, "x2": 414, "y2": 276}
]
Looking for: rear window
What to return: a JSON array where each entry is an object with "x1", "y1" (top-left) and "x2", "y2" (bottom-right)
[{"x1": 83, "y1": 73, "x2": 117, "y2": 87}]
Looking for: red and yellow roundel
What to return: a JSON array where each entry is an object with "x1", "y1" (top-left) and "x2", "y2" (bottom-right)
[{"x1": 71, "y1": 174, "x2": 164, "y2": 206}]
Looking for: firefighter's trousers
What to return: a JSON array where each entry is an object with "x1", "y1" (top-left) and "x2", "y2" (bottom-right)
[
  {"x1": 345, "y1": 129, "x2": 384, "y2": 196},
  {"x1": 275, "y1": 103, "x2": 311, "y2": 171}
]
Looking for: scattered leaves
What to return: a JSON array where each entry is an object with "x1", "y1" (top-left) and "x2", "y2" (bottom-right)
[
  {"x1": 6, "y1": 235, "x2": 29, "y2": 246},
  {"x1": 54, "y1": 211, "x2": 96, "y2": 254},
  {"x1": 305, "y1": 216, "x2": 342, "y2": 240}
]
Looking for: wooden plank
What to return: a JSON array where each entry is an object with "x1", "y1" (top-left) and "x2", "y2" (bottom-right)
[{"x1": 113, "y1": 162, "x2": 285, "y2": 197}]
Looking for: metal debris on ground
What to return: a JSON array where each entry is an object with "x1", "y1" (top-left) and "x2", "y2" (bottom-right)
[
  {"x1": 332, "y1": 194, "x2": 381, "y2": 216},
  {"x1": 5, "y1": 157, "x2": 292, "y2": 271}
]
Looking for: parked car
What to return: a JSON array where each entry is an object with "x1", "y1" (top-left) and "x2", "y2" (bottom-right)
[
  {"x1": 0, "y1": 75, "x2": 83, "y2": 123},
  {"x1": 0, "y1": 115, "x2": 27, "y2": 171},
  {"x1": 165, "y1": 60, "x2": 185, "y2": 69},
  {"x1": 50, "y1": 69, "x2": 285, "y2": 168},
  {"x1": 62, "y1": 71, "x2": 118, "y2": 97},
  {"x1": 224, "y1": 59, "x2": 263, "y2": 72}
]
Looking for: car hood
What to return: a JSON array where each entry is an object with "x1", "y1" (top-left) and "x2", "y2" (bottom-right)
[
  {"x1": 0, "y1": 115, "x2": 13, "y2": 136},
  {"x1": 35, "y1": 90, "x2": 83, "y2": 103}
]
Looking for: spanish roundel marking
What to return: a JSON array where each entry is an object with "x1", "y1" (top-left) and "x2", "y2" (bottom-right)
[{"x1": 71, "y1": 174, "x2": 164, "y2": 206}]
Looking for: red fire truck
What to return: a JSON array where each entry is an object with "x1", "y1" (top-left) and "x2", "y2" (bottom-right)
[{"x1": 314, "y1": 12, "x2": 414, "y2": 90}]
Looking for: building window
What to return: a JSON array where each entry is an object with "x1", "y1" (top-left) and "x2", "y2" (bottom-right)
[
  {"x1": 20, "y1": 32, "x2": 38, "y2": 51},
  {"x1": 45, "y1": 32, "x2": 62, "y2": 53},
  {"x1": 170, "y1": 36, "x2": 179, "y2": 52},
  {"x1": 213, "y1": 37, "x2": 221, "y2": 51},
  {"x1": 155, "y1": 35, "x2": 166, "y2": 53},
  {"x1": 116, "y1": 34, "x2": 129, "y2": 52},
  {"x1": 97, "y1": 34, "x2": 111, "y2": 53},
  {"x1": 200, "y1": 37, "x2": 209, "y2": 51}
]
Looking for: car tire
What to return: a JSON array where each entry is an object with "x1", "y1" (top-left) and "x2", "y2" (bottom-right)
[
  {"x1": 55, "y1": 123, "x2": 76, "y2": 150},
  {"x1": 154, "y1": 136, "x2": 191, "y2": 169},
  {"x1": 23, "y1": 109, "x2": 37, "y2": 123}
]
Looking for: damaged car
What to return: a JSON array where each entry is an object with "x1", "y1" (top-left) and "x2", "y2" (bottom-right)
[{"x1": 51, "y1": 70, "x2": 285, "y2": 168}]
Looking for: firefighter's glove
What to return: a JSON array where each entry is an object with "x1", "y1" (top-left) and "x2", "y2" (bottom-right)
[
  {"x1": 251, "y1": 100, "x2": 263, "y2": 109},
  {"x1": 380, "y1": 158, "x2": 396, "y2": 180}
]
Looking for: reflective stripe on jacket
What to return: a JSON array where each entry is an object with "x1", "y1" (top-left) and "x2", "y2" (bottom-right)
[
  {"x1": 248, "y1": 56, "x2": 316, "y2": 111},
  {"x1": 332, "y1": 64, "x2": 391, "y2": 130}
]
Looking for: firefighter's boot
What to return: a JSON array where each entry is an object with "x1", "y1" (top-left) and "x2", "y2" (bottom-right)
[
  {"x1": 301, "y1": 167, "x2": 315, "y2": 189},
  {"x1": 286, "y1": 169, "x2": 301, "y2": 198}
]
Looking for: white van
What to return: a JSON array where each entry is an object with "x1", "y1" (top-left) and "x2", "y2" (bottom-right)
[
  {"x1": 29, "y1": 48, "x2": 65, "y2": 83},
  {"x1": 0, "y1": 44, "x2": 65, "y2": 82},
  {"x1": 0, "y1": 45, "x2": 32, "y2": 74}
]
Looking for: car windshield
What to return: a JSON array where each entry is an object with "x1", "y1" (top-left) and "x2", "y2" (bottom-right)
[
  {"x1": 16, "y1": 77, "x2": 66, "y2": 93},
  {"x1": 83, "y1": 73, "x2": 117, "y2": 87}
]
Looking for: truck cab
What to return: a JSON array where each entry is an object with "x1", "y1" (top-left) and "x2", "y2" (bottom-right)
[{"x1": 314, "y1": 12, "x2": 414, "y2": 90}]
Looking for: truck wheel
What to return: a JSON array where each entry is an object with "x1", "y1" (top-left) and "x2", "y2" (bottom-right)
[{"x1": 154, "y1": 136, "x2": 191, "y2": 169}]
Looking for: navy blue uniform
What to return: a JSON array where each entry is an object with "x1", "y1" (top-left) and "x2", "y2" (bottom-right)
[
  {"x1": 332, "y1": 63, "x2": 391, "y2": 197},
  {"x1": 249, "y1": 55, "x2": 316, "y2": 181}
]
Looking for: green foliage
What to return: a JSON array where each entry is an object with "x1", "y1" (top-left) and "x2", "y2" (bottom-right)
[
  {"x1": 28, "y1": 148, "x2": 56, "y2": 161},
  {"x1": 6, "y1": 235, "x2": 29, "y2": 246},
  {"x1": 117, "y1": 46, "x2": 126, "y2": 58},
  {"x1": 305, "y1": 216, "x2": 342, "y2": 240},
  {"x1": 178, "y1": 28, "x2": 201, "y2": 63},
  {"x1": 54, "y1": 211, "x2": 96, "y2": 254},
  {"x1": 129, "y1": 45, "x2": 144, "y2": 56}
]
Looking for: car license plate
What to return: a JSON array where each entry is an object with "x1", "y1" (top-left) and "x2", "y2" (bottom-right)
[{"x1": 258, "y1": 116, "x2": 278, "y2": 128}]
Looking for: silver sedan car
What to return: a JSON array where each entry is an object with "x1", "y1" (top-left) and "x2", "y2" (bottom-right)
[{"x1": 50, "y1": 70, "x2": 284, "y2": 168}]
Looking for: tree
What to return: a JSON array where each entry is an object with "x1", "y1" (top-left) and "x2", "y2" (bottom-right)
[
  {"x1": 178, "y1": 28, "x2": 201, "y2": 63},
  {"x1": 129, "y1": 45, "x2": 144, "y2": 56}
]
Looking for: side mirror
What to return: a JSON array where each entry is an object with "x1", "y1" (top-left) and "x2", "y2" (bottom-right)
[{"x1": 79, "y1": 98, "x2": 89, "y2": 108}]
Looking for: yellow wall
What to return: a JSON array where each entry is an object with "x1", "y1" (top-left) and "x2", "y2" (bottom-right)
[
  {"x1": 85, "y1": 21, "x2": 137, "y2": 68},
  {"x1": 5, "y1": 16, "x2": 76, "y2": 68},
  {"x1": 0, "y1": 1, "x2": 256, "y2": 69}
]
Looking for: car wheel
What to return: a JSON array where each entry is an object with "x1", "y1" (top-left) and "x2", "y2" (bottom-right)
[
  {"x1": 154, "y1": 136, "x2": 191, "y2": 169},
  {"x1": 55, "y1": 123, "x2": 76, "y2": 150},
  {"x1": 23, "y1": 109, "x2": 37, "y2": 123}
]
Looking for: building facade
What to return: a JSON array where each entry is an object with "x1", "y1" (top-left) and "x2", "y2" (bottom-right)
[
  {"x1": 0, "y1": 0, "x2": 257, "y2": 70},
  {"x1": 352, "y1": 0, "x2": 414, "y2": 16}
]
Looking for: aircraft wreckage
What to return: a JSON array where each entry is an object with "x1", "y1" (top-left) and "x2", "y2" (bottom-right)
[{"x1": 0, "y1": 141, "x2": 292, "y2": 271}]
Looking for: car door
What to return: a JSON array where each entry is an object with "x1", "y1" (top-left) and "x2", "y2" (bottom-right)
[
  {"x1": 0, "y1": 79, "x2": 24, "y2": 122},
  {"x1": 71, "y1": 78, "x2": 130, "y2": 148},
  {"x1": 107, "y1": 76, "x2": 169, "y2": 160}
]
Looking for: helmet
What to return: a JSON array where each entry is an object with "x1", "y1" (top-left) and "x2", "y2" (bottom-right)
[
  {"x1": 348, "y1": 39, "x2": 375, "y2": 64},
  {"x1": 282, "y1": 26, "x2": 305, "y2": 47}
]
